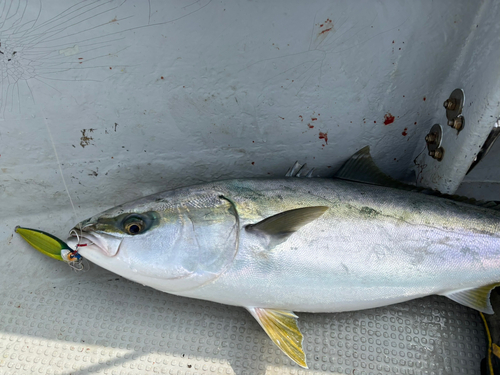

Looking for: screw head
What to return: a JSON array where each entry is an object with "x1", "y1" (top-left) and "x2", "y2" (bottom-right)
[
  {"x1": 429, "y1": 147, "x2": 443, "y2": 161},
  {"x1": 453, "y1": 117, "x2": 463, "y2": 130},
  {"x1": 447, "y1": 117, "x2": 463, "y2": 130},
  {"x1": 425, "y1": 133, "x2": 436, "y2": 143},
  {"x1": 443, "y1": 99, "x2": 456, "y2": 110}
]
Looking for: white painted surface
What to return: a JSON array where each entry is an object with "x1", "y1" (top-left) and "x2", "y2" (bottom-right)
[
  {"x1": 1, "y1": 1, "x2": 498, "y2": 373},
  {"x1": 413, "y1": 0, "x2": 500, "y2": 193}
]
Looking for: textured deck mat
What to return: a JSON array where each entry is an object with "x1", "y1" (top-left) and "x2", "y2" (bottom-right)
[{"x1": 0, "y1": 274, "x2": 486, "y2": 375}]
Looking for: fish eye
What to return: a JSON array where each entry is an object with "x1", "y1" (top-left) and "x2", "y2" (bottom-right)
[
  {"x1": 123, "y1": 216, "x2": 145, "y2": 235},
  {"x1": 111, "y1": 211, "x2": 159, "y2": 236}
]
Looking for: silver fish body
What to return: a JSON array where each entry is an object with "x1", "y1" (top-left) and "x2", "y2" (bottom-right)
[
  {"x1": 66, "y1": 160, "x2": 500, "y2": 367},
  {"x1": 177, "y1": 178, "x2": 500, "y2": 312}
]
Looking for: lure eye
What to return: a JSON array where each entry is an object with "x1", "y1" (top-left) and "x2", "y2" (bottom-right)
[{"x1": 123, "y1": 217, "x2": 145, "y2": 235}]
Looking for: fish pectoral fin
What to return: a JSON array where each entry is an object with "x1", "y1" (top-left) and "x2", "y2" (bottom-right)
[
  {"x1": 245, "y1": 206, "x2": 328, "y2": 247},
  {"x1": 442, "y1": 283, "x2": 500, "y2": 314},
  {"x1": 246, "y1": 307, "x2": 307, "y2": 368}
]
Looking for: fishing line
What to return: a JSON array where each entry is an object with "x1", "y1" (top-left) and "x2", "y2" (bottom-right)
[
  {"x1": 44, "y1": 120, "x2": 79, "y2": 223},
  {"x1": 44, "y1": 119, "x2": 85, "y2": 266}
]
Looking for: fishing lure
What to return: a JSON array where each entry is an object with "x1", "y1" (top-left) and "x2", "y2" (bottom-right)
[{"x1": 15, "y1": 226, "x2": 87, "y2": 271}]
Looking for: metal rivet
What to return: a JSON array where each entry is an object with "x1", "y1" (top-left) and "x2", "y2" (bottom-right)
[
  {"x1": 429, "y1": 147, "x2": 444, "y2": 161},
  {"x1": 444, "y1": 89, "x2": 464, "y2": 120},
  {"x1": 425, "y1": 124, "x2": 443, "y2": 154},
  {"x1": 425, "y1": 133, "x2": 437, "y2": 143},
  {"x1": 443, "y1": 99, "x2": 456, "y2": 110},
  {"x1": 447, "y1": 116, "x2": 464, "y2": 131}
]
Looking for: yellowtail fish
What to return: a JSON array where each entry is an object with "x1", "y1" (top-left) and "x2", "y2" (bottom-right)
[{"x1": 28, "y1": 147, "x2": 500, "y2": 368}]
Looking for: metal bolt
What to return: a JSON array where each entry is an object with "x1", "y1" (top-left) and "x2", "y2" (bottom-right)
[
  {"x1": 425, "y1": 133, "x2": 437, "y2": 143},
  {"x1": 429, "y1": 147, "x2": 444, "y2": 161},
  {"x1": 443, "y1": 99, "x2": 456, "y2": 110},
  {"x1": 447, "y1": 117, "x2": 463, "y2": 131}
]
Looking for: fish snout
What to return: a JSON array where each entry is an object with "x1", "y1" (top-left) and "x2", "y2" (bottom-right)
[{"x1": 68, "y1": 226, "x2": 122, "y2": 257}]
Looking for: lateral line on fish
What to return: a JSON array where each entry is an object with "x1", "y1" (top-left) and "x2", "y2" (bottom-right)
[{"x1": 344, "y1": 201, "x2": 491, "y2": 235}]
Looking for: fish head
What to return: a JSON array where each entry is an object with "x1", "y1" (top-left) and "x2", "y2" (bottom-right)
[{"x1": 67, "y1": 188, "x2": 240, "y2": 293}]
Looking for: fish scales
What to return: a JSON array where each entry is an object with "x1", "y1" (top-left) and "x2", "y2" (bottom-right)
[{"x1": 177, "y1": 178, "x2": 500, "y2": 311}]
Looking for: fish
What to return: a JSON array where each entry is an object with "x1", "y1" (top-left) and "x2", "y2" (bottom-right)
[{"x1": 65, "y1": 146, "x2": 500, "y2": 368}]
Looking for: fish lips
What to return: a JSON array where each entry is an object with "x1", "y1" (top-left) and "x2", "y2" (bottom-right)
[{"x1": 68, "y1": 229, "x2": 122, "y2": 257}]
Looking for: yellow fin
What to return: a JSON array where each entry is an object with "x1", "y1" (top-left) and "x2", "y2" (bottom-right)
[
  {"x1": 15, "y1": 226, "x2": 67, "y2": 261},
  {"x1": 247, "y1": 307, "x2": 307, "y2": 368},
  {"x1": 442, "y1": 283, "x2": 500, "y2": 314}
]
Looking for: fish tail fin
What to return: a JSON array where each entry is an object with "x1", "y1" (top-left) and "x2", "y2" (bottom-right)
[{"x1": 441, "y1": 283, "x2": 500, "y2": 314}]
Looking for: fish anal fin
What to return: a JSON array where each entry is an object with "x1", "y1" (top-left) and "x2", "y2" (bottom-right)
[
  {"x1": 245, "y1": 206, "x2": 328, "y2": 247},
  {"x1": 442, "y1": 283, "x2": 500, "y2": 314},
  {"x1": 247, "y1": 307, "x2": 307, "y2": 368}
]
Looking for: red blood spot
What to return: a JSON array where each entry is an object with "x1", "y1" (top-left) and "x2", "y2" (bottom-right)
[
  {"x1": 78, "y1": 58, "x2": 83, "y2": 60},
  {"x1": 251, "y1": 162, "x2": 255, "y2": 165},
  {"x1": 414, "y1": 122, "x2": 417, "y2": 125},
  {"x1": 311, "y1": 117, "x2": 317, "y2": 121},
  {"x1": 319, "y1": 132, "x2": 328, "y2": 144},
  {"x1": 320, "y1": 28, "x2": 332, "y2": 35},
  {"x1": 308, "y1": 124, "x2": 314, "y2": 129},
  {"x1": 383, "y1": 113, "x2": 395, "y2": 125},
  {"x1": 320, "y1": 24, "x2": 323, "y2": 27},
  {"x1": 374, "y1": 121, "x2": 376, "y2": 123},
  {"x1": 423, "y1": 96, "x2": 426, "y2": 101},
  {"x1": 327, "y1": 166, "x2": 331, "y2": 168},
  {"x1": 161, "y1": 76, "x2": 164, "y2": 79},
  {"x1": 279, "y1": 116, "x2": 285, "y2": 120},
  {"x1": 318, "y1": 114, "x2": 320, "y2": 116},
  {"x1": 252, "y1": 141, "x2": 254, "y2": 143},
  {"x1": 109, "y1": 67, "x2": 112, "y2": 69},
  {"x1": 394, "y1": 158, "x2": 397, "y2": 161},
  {"x1": 402, "y1": 127, "x2": 408, "y2": 136},
  {"x1": 392, "y1": 40, "x2": 395, "y2": 44},
  {"x1": 299, "y1": 115, "x2": 303, "y2": 122}
]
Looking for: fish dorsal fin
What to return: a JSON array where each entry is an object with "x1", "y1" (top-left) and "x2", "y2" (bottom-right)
[
  {"x1": 336, "y1": 146, "x2": 500, "y2": 211},
  {"x1": 334, "y1": 146, "x2": 411, "y2": 189},
  {"x1": 442, "y1": 283, "x2": 500, "y2": 314},
  {"x1": 285, "y1": 162, "x2": 315, "y2": 178},
  {"x1": 245, "y1": 206, "x2": 328, "y2": 247},
  {"x1": 247, "y1": 307, "x2": 307, "y2": 368}
]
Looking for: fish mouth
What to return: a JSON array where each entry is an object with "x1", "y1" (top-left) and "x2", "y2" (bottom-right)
[{"x1": 68, "y1": 227, "x2": 122, "y2": 257}]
